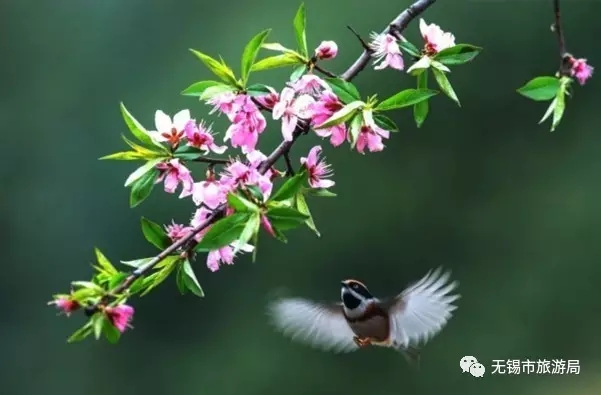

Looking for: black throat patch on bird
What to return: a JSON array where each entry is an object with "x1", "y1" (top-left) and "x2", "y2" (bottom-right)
[{"x1": 342, "y1": 292, "x2": 361, "y2": 309}]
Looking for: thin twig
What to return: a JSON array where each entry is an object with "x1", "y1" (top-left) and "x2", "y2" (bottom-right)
[
  {"x1": 191, "y1": 157, "x2": 230, "y2": 164},
  {"x1": 347, "y1": 25, "x2": 371, "y2": 51},
  {"x1": 552, "y1": 0, "x2": 571, "y2": 75},
  {"x1": 341, "y1": 0, "x2": 436, "y2": 81},
  {"x1": 283, "y1": 151, "x2": 295, "y2": 176},
  {"x1": 312, "y1": 64, "x2": 337, "y2": 78},
  {"x1": 90, "y1": 0, "x2": 437, "y2": 311}
]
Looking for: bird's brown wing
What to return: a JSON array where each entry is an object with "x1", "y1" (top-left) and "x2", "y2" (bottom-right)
[
  {"x1": 267, "y1": 297, "x2": 359, "y2": 353},
  {"x1": 381, "y1": 267, "x2": 460, "y2": 348}
]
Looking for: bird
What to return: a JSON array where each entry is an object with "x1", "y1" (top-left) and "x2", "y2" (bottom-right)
[{"x1": 266, "y1": 267, "x2": 460, "y2": 365}]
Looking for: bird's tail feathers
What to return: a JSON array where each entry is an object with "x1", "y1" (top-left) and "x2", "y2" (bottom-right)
[{"x1": 396, "y1": 345, "x2": 421, "y2": 370}]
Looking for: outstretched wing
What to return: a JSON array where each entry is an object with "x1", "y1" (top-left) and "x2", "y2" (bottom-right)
[
  {"x1": 267, "y1": 297, "x2": 359, "y2": 353},
  {"x1": 386, "y1": 267, "x2": 460, "y2": 348}
]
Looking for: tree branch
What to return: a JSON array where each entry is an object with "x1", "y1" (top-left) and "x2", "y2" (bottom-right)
[
  {"x1": 91, "y1": 0, "x2": 437, "y2": 311},
  {"x1": 341, "y1": 0, "x2": 436, "y2": 81},
  {"x1": 552, "y1": 0, "x2": 570, "y2": 75},
  {"x1": 191, "y1": 157, "x2": 230, "y2": 164}
]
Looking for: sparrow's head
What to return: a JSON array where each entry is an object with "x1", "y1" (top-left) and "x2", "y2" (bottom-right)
[{"x1": 340, "y1": 279, "x2": 375, "y2": 315}]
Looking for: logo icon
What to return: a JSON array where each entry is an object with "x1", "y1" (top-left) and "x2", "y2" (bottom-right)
[{"x1": 460, "y1": 356, "x2": 485, "y2": 378}]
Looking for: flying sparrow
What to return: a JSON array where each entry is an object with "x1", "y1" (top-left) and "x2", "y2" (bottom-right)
[{"x1": 267, "y1": 267, "x2": 459, "y2": 364}]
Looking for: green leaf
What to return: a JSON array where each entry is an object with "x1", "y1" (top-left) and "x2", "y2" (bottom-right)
[
  {"x1": 71, "y1": 281, "x2": 105, "y2": 292},
  {"x1": 67, "y1": 322, "x2": 93, "y2": 343},
  {"x1": 102, "y1": 321, "x2": 121, "y2": 344},
  {"x1": 227, "y1": 192, "x2": 259, "y2": 212},
  {"x1": 406, "y1": 56, "x2": 432, "y2": 75},
  {"x1": 124, "y1": 158, "x2": 162, "y2": 187},
  {"x1": 181, "y1": 259, "x2": 205, "y2": 297},
  {"x1": 246, "y1": 83, "x2": 273, "y2": 96},
  {"x1": 129, "y1": 168, "x2": 159, "y2": 208},
  {"x1": 306, "y1": 188, "x2": 337, "y2": 197},
  {"x1": 376, "y1": 89, "x2": 438, "y2": 111},
  {"x1": 234, "y1": 213, "x2": 260, "y2": 254},
  {"x1": 251, "y1": 53, "x2": 303, "y2": 72},
  {"x1": 241, "y1": 29, "x2": 271, "y2": 85},
  {"x1": 290, "y1": 65, "x2": 307, "y2": 82},
  {"x1": 189, "y1": 49, "x2": 239, "y2": 86},
  {"x1": 140, "y1": 258, "x2": 179, "y2": 296},
  {"x1": 398, "y1": 40, "x2": 421, "y2": 57},
  {"x1": 99, "y1": 151, "x2": 147, "y2": 161},
  {"x1": 195, "y1": 212, "x2": 251, "y2": 251},
  {"x1": 141, "y1": 217, "x2": 171, "y2": 249},
  {"x1": 324, "y1": 77, "x2": 361, "y2": 104},
  {"x1": 551, "y1": 86, "x2": 566, "y2": 132},
  {"x1": 269, "y1": 171, "x2": 308, "y2": 202},
  {"x1": 517, "y1": 76, "x2": 561, "y2": 101},
  {"x1": 296, "y1": 192, "x2": 319, "y2": 237},
  {"x1": 414, "y1": 70, "x2": 429, "y2": 128},
  {"x1": 92, "y1": 313, "x2": 104, "y2": 340},
  {"x1": 199, "y1": 84, "x2": 238, "y2": 101},
  {"x1": 293, "y1": 3, "x2": 308, "y2": 57},
  {"x1": 120, "y1": 102, "x2": 165, "y2": 150},
  {"x1": 94, "y1": 248, "x2": 118, "y2": 275},
  {"x1": 432, "y1": 68, "x2": 460, "y2": 106},
  {"x1": 175, "y1": 264, "x2": 187, "y2": 295},
  {"x1": 120, "y1": 257, "x2": 153, "y2": 268},
  {"x1": 373, "y1": 114, "x2": 399, "y2": 132},
  {"x1": 348, "y1": 112, "x2": 363, "y2": 148},
  {"x1": 315, "y1": 100, "x2": 364, "y2": 129},
  {"x1": 246, "y1": 185, "x2": 265, "y2": 202},
  {"x1": 120, "y1": 135, "x2": 165, "y2": 157},
  {"x1": 434, "y1": 44, "x2": 482, "y2": 66},
  {"x1": 181, "y1": 80, "x2": 223, "y2": 96},
  {"x1": 262, "y1": 42, "x2": 301, "y2": 55},
  {"x1": 267, "y1": 207, "x2": 310, "y2": 230},
  {"x1": 108, "y1": 272, "x2": 128, "y2": 289},
  {"x1": 172, "y1": 145, "x2": 207, "y2": 161}
]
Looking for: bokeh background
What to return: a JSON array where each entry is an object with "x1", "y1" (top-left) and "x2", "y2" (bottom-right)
[{"x1": 2, "y1": 0, "x2": 601, "y2": 394}]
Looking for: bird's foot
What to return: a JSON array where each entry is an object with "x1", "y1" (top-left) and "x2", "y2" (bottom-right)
[{"x1": 353, "y1": 336, "x2": 372, "y2": 348}]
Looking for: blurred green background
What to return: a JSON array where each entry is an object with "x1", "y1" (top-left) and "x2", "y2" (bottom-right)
[{"x1": 2, "y1": 0, "x2": 601, "y2": 394}]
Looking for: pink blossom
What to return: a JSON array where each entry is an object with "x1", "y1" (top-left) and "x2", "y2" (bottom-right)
[
  {"x1": 308, "y1": 91, "x2": 347, "y2": 147},
  {"x1": 219, "y1": 159, "x2": 273, "y2": 199},
  {"x1": 290, "y1": 74, "x2": 330, "y2": 96},
  {"x1": 105, "y1": 304, "x2": 134, "y2": 333},
  {"x1": 315, "y1": 41, "x2": 338, "y2": 60},
  {"x1": 224, "y1": 95, "x2": 267, "y2": 153},
  {"x1": 419, "y1": 18, "x2": 455, "y2": 55},
  {"x1": 192, "y1": 178, "x2": 226, "y2": 209},
  {"x1": 355, "y1": 109, "x2": 391, "y2": 153},
  {"x1": 272, "y1": 87, "x2": 315, "y2": 141},
  {"x1": 190, "y1": 206, "x2": 213, "y2": 241},
  {"x1": 149, "y1": 109, "x2": 190, "y2": 148},
  {"x1": 184, "y1": 120, "x2": 227, "y2": 154},
  {"x1": 300, "y1": 146, "x2": 335, "y2": 189},
  {"x1": 260, "y1": 214, "x2": 276, "y2": 237},
  {"x1": 570, "y1": 57, "x2": 594, "y2": 85},
  {"x1": 369, "y1": 33, "x2": 404, "y2": 71},
  {"x1": 206, "y1": 242, "x2": 254, "y2": 272},
  {"x1": 49, "y1": 296, "x2": 80, "y2": 316},
  {"x1": 165, "y1": 221, "x2": 192, "y2": 242},
  {"x1": 253, "y1": 86, "x2": 279, "y2": 110},
  {"x1": 207, "y1": 92, "x2": 239, "y2": 118},
  {"x1": 156, "y1": 159, "x2": 194, "y2": 197}
]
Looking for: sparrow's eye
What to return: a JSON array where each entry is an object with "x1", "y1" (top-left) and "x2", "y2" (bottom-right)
[{"x1": 352, "y1": 284, "x2": 359, "y2": 289}]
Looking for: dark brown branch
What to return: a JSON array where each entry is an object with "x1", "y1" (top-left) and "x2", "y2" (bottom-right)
[
  {"x1": 90, "y1": 0, "x2": 437, "y2": 311},
  {"x1": 347, "y1": 25, "x2": 371, "y2": 51},
  {"x1": 341, "y1": 0, "x2": 436, "y2": 81},
  {"x1": 191, "y1": 157, "x2": 230, "y2": 164},
  {"x1": 312, "y1": 64, "x2": 337, "y2": 78},
  {"x1": 552, "y1": 0, "x2": 571, "y2": 75},
  {"x1": 283, "y1": 151, "x2": 295, "y2": 176}
]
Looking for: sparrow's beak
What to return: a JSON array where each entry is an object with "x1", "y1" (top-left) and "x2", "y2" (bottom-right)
[{"x1": 340, "y1": 281, "x2": 348, "y2": 288}]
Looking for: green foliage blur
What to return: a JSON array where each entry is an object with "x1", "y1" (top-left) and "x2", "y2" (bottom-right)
[{"x1": 2, "y1": 0, "x2": 601, "y2": 394}]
